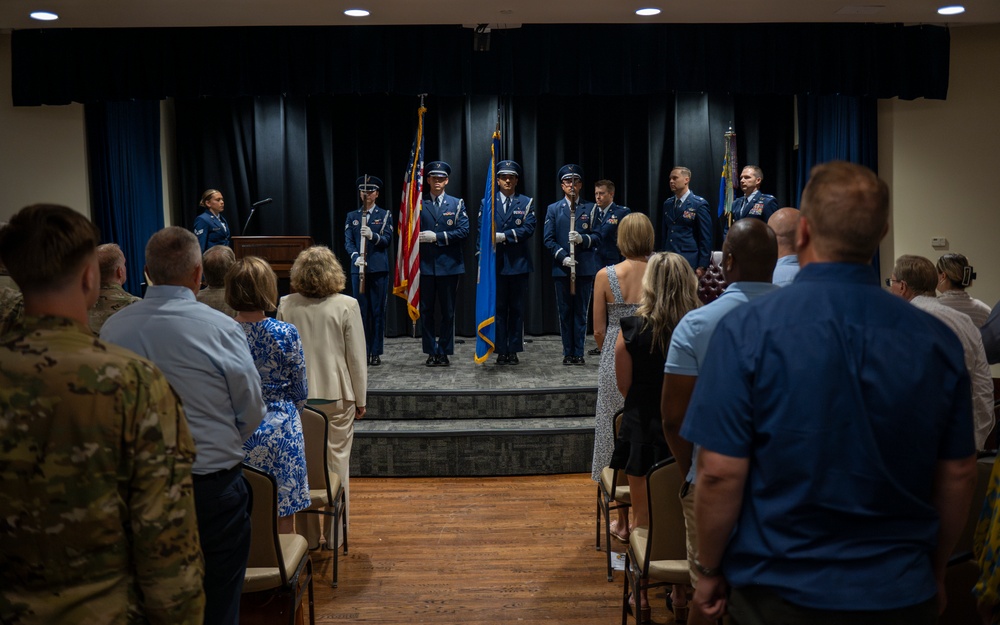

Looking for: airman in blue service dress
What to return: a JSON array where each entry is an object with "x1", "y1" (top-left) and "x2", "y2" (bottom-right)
[
  {"x1": 419, "y1": 161, "x2": 469, "y2": 366},
  {"x1": 543, "y1": 164, "x2": 601, "y2": 365},
  {"x1": 345, "y1": 175, "x2": 394, "y2": 366},
  {"x1": 588, "y1": 180, "x2": 630, "y2": 356},
  {"x1": 661, "y1": 167, "x2": 712, "y2": 275},
  {"x1": 731, "y1": 190, "x2": 778, "y2": 225},
  {"x1": 482, "y1": 160, "x2": 535, "y2": 365},
  {"x1": 193, "y1": 189, "x2": 231, "y2": 252}
]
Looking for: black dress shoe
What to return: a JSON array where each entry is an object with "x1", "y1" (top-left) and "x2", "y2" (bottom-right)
[
  {"x1": 370, "y1": 355, "x2": 381, "y2": 366},
  {"x1": 509, "y1": 353, "x2": 519, "y2": 365},
  {"x1": 575, "y1": 356, "x2": 586, "y2": 365},
  {"x1": 426, "y1": 355, "x2": 436, "y2": 366},
  {"x1": 588, "y1": 347, "x2": 602, "y2": 356},
  {"x1": 497, "y1": 353, "x2": 509, "y2": 365},
  {"x1": 563, "y1": 356, "x2": 572, "y2": 365},
  {"x1": 439, "y1": 355, "x2": 450, "y2": 366}
]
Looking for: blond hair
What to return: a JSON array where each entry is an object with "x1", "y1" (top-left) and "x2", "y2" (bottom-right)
[
  {"x1": 636, "y1": 252, "x2": 700, "y2": 353},
  {"x1": 616, "y1": 212, "x2": 654, "y2": 259},
  {"x1": 290, "y1": 246, "x2": 346, "y2": 298},
  {"x1": 226, "y1": 256, "x2": 278, "y2": 312}
]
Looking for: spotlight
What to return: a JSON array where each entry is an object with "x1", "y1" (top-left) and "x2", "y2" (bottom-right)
[{"x1": 474, "y1": 24, "x2": 491, "y2": 52}]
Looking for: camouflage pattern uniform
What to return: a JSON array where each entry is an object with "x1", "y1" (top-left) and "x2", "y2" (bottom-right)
[
  {"x1": 0, "y1": 316, "x2": 205, "y2": 625},
  {"x1": 196, "y1": 286, "x2": 236, "y2": 317},
  {"x1": 88, "y1": 283, "x2": 141, "y2": 334},
  {"x1": 0, "y1": 286, "x2": 23, "y2": 336}
]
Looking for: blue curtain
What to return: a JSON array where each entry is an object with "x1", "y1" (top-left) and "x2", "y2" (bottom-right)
[{"x1": 84, "y1": 100, "x2": 164, "y2": 295}]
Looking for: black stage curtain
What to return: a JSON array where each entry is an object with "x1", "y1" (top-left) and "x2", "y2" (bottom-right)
[
  {"x1": 174, "y1": 92, "x2": 794, "y2": 338},
  {"x1": 12, "y1": 24, "x2": 948, "y2": 105}
]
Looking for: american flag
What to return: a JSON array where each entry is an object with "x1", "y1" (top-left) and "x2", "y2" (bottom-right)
[{"x1": 392, "y1": 103, "x2": 427, "y2": 325}]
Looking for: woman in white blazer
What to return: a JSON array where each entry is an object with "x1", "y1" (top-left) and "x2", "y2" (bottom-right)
[{"x1": 278, "y1": 246, "x2": 367, "y2": 550}]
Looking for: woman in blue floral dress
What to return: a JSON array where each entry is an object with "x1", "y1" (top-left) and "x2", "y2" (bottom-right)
[{"x1": 226, "y1": 256, "x2": 310, "y2": 533}]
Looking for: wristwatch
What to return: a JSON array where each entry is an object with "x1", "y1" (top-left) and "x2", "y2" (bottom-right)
[{"x1": 693, "y1": 558, "x2": 721, "y2": 578}]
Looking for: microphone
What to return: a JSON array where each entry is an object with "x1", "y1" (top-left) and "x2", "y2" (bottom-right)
[{"x1": 252, "y1": 198, "x2": 273, "y2": 208}]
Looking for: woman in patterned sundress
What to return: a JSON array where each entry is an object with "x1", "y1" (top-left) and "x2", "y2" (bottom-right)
[
  {"x1": 226, "y1": 256, "x2": 310, "y2": 534},
  {"x1": 590, "y1": 213, "x2": 655, "y2": 541}
]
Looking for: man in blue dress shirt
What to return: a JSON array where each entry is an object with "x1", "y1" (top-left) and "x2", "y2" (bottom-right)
[
  {"x1": 543, "y1": 164, "x2": 600, "y2": 365},
  {"x1": 483, "y1": 160, "x2": 535, "y2": 365},
  {"x1": 102, "y1": 226, "x2": 265, "y2": 625},
  {"x1": 767, "y1": 207, "x2": 800, "y2": 287},
  {"x1": 661, "y1": 167, "x2": 712, "y2": 277},
  {"x1": 726, "y1": 166, "x2": 778, "y2": 235},
  {"x1": 682, "y1": 162, "x2": 976, "y2": 625},
  {"x1": 419, "y1": 161, "x2": 469, "y2": 367},
  {"x1": 345, "y1": 175, "x2": 394, "y2": 366}
]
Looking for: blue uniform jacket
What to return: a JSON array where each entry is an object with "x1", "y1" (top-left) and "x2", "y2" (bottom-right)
[
  {"x1": 543, "y1": 198, "x2": 600, "y2": 278},
  {"x1": 420, "y1": 193, "x2": 469, "y2": 276},
  {"x1": 662, "y1": 193, "x2": 712, "y2": 270},
  {"x1": 732, "y1": 192, "x2": 778, "y2": 224},
  {"x1": 345, "y1": 205, "x2": 394, "y2": 274},
  {"x1": 193, "y1": 210, "x2": 231, "y2": 252},
  {"x1": 591, "y1": 202, "x2": 631, "y2": 268},
  {"x1": 480, "y1": 193, "x2": 535, "y2": 275}
]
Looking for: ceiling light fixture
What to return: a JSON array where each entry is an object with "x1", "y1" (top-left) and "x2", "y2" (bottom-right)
[
  {"x1": 636, "y1": 8, "x2": 661, "y2": 16},
  {"x1": 29, "y1": 10, "x2": 59, "y2": 20},
  {"x1": 937, "y1": 5, "x2": 965, "y2": 15},
  {"x1": 344, "y1": 9, "x2": 370, "y2": 17}
]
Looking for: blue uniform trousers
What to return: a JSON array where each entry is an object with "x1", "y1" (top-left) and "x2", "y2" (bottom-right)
[
  {"x1": 554, "y1": 276, "x2": 594, "y2": 358},
  {"x1": 351, "y1": 271, "x2": 387, "y2": 357},
  {"x1": 496, "y1": 273, "x2": 528, "y2": 355},
  {"x1": 194, "y1": 465, "x2": 251, "y2": 625},
  {"x1": 420, "y1": 274, "x2": 460, "y2": 356}
]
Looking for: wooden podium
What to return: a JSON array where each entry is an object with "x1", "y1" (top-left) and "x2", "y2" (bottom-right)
[{"x1": 231, "y1": 236, "x2": 313, "y2": 279}]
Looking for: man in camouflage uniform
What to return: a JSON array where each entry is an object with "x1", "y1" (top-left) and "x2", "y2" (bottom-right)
[
  {"x1": 88, "y1": 242, "x2": 141, "y2": 333},
  {"x1": 0, "y1": 204, "x2": 205, "y2": 625},
  {"x1": 197, "y1": 244, "x2": 237, "y2": 317}
]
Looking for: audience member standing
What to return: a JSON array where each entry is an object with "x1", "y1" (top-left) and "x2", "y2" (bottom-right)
[
  {"x1": 661, "y1": 167, "x2": 712, "y2": 277},
  {"x1": 88, "y1": 242, "x2": 140, "y2": 333},
  {"x1": 662, "y1": 218, "x2": 778, "y2": 595},
  {"x1": 1, "y1": 206, "x2": 204, "y2": 625},
  {"x1": 683, "y1": 162, "x2": 976, "y2": 624},
  {"x1": 767, "y1": 207, "x2": 800, "y2": 287},
  {"x1": 277, "y1": 246, "x2": 367, "y2": 550},
  {"x1": 544, "y1": 164, "x2": 600, "y2": 364},
  {"x1": 889, "y1": 254, "x2": 995, "y2": 449},
  {"x1": 419, "y1": 161, "x2": 469, "y2": 366},
  {"x1": 193, "y1": 188, "x2": 231, "y2": 252},
  {"x1": 485, "y1": 160, "x2": 535, "y2": 365},
  {"x1": 198, "y1": 245, "x2": 237, "y2": 317},
  {"x1": 936, "y1": 252, "x2": 991, "y2": 327},
  {"x1": 102, "y1": 226, "x2": 265, "y2": 625},
  {"x1": 345, "y1": 175, "x2": 393, "y2": 366}
]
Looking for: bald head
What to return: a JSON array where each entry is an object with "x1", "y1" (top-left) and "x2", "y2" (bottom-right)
[
  {"x1": 722, "y1": 218, "x2": 777, "y2": 283},
  {"x1": 798, "y1": 161, "x2": 888, "y2": 264},
  {"x1": 767, "y1": 208, "x2": 800, "y2": 258}
]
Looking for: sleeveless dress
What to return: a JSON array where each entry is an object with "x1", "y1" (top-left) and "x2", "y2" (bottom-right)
[
  {"x1": 609, "y1": 316, "x2": 673, "y2": 476},
  {"x1": 590, "y1": 265, "x2": 640, "y2": 481},
  {"x1": 240, "y1": 317, "x2": 311, "y2": 517}
]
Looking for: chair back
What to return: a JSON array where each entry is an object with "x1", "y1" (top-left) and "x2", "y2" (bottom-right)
[
  {"x1": 243, "y1": 464, "x2": 290, "y2": 586},
  {"x1": 645, "y1": 458, "x2": 687, "y2": 565},
  {"x1": 611, "y1": 410, "x2": 629, "y2": 494},
  {"x1": 301, "y1": 406, "x2": 334, "y2": 502}
]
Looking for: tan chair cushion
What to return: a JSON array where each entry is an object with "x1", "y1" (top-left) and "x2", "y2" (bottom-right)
[
  {"x1": 628, "y1": 528, "x2": 690, "y2": 585},
  {"x1": 243, "y1": 534, "x2": 310, "y2": 593},
  {"x1": 301, "y1": 472, "x2": 343, "y2": 512},
  {"x1": 600, "y1": 467, "x2": 631, "y2": 505}
]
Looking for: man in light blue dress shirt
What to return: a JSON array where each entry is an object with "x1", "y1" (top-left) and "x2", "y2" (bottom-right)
[
  {"x1": 102, "y1": 226, "x2": 265, "y2": 625},
  {"x1": 767, "y1": 207, "x2": 800, "y2": 287}
]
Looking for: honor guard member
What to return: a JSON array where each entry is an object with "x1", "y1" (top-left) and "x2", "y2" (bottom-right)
[
  {"x1": 588, "y1": 180, "x2": 630, "y2": 355},
  {"x1": 483, "y1": 160, "x2": 535, "y2": 365},
  {"x1": 419, "y1": 161, "x2": 469, "y2": 367},
  {"x1": 544, "y1": 164, "x2": 600, "y2": 365},
  {"x1": 661, "y1": 167, "x2": 712, "y2": 277},
  {"x1": 193, "y1": 188, "x2": 231, "y2": 252},
  {"x1": 727, "y1": 165, "x2": 778, "y2": 235},
  {"x1": 345, "y1": 175, "x2": 394, "y2": 366}
]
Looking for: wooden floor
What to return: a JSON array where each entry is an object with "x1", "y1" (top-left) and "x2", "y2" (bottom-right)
[{"x1": 302, "y1": 473, "x2": 678, "y2": 625}]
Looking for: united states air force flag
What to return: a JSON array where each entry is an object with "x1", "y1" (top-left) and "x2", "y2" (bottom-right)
[{"x1": 474, "y1": 129, "x2": 501, "y2": 363}]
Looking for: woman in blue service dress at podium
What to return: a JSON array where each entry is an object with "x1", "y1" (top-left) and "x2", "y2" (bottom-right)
[{"x1": 193, "y1": 188, "x2": 231, "y2": 252}]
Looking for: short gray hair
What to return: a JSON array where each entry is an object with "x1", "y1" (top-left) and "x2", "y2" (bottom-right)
[{"x1": 145, "y1": 227, "x2": 201, "y2": 286}]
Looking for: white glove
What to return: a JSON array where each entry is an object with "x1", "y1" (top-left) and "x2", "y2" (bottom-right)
[
  {"x1": 495, "y1": 232, "x2": 506, "y2": 244},
  {"x1": 568, "y1": 230, "x2": 583, "y2": 244},
  {"x1": 419, "y1": 230, "x2": 437, "y2": 243},
  {"x1": 562, "y1": 257, "x2": 577, "y2": 268},
  {"x1": 361, "y1": 225, "x2": 373, "y2": 240},
  {"x1": 354, "y1": 257, "x2": 366, "y2": 268}
]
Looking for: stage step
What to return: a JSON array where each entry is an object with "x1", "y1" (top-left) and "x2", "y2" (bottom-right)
[{"x1": 366, "y1": 386, "x2": 596, "y2": 420}]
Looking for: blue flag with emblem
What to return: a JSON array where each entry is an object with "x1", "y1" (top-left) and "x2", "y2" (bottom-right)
[{"x1": 474, "y1": 129, "x2": 501, "y2": 364}]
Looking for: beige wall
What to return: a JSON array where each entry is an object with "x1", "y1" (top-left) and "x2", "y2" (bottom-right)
[{"x1": 879, "y1": 24, "x2": 1000, "y2": 311}]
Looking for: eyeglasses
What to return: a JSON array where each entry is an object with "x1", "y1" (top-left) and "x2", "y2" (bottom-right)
[{"x1": 885, "y1": 277, "x2": 904, "y2": 287}]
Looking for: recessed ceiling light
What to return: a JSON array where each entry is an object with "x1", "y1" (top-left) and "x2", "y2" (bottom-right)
[
  {"x1": 937, "y1": 5, "x2": 965, "y2": 15},
  {"x1": 636, "y1": 8, "x2": 661, "y2": 16},
  {"x1": 29, "y1": 11, "x2": 59, "y2": 21},
  {"x1": 344, "y1": 9, "x2": 370, "y2": 17}
]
